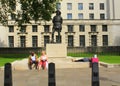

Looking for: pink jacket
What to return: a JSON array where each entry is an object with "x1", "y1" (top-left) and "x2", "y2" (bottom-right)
[{"x1": 91, "y1": 58, "x2": 99, "y2": 63}]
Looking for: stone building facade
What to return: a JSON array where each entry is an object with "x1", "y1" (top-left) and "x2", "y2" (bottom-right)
[{"x1": 0, "y1": 0, "x2": 120, "y2": 47}]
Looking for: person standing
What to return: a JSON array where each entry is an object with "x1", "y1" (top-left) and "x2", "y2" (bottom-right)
[
  {"x1": 91, "y1": 54, "x2": 99, "y2": 63},
  {"x1": 90, "y1": 54, "x2": 99, "y2": 67}
]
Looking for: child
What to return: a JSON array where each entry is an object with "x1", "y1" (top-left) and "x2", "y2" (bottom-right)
[{"x1": 38, "y1": 51, "x2": 48, "y2": 70}]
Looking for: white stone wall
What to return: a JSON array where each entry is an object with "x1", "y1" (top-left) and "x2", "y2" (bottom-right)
[
  {"x1": 0, "y1": 26, "x2": 8, "y2": 47},
  {"x1": 111, "y1": 25, "x2": 120, "y2": 46},
  {"x1": 0, "y1": 0, "x2": 120, "y2": 47},
  {"x1": 114, "y1": 0, "x2": 120, "y2": 19},
  {"x1": 1, "y1": 20, "x2": 120, "y2": 47},
  {"x1": 60, "y1": 0, "x2": 107, "y2": 19}
]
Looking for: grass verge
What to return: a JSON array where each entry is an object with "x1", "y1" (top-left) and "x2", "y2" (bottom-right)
[
  {"x1": 0, "y1": 57, "x2": 23, "y2": 66},
  {"x1": 68, "y1": 53, "x2": 120, "y2": 64},
  {"x1": 0, "y1": 53, "x2": 120, "y2": 67},
  {"x1": 0, "y1": 54, "x2": 29, "y2": 67}
]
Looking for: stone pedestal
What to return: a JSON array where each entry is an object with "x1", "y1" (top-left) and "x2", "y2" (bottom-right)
[{"x1": 46, "y1": 43, "x2": 67, "y2": 58}]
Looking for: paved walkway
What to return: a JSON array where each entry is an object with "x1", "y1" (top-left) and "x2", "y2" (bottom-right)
[
  {"x1": 8, "y1": 57, "x2": 90, "y2": 70},
  {"x1": 0, "y1": 57, "x2": 120, "y2": 86},
  {"x1": 0, "y1": 67, "x2": 120, "y2": 86}
]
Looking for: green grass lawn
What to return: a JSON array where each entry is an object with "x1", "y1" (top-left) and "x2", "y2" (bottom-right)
[
  {"x1": 0, "y1": 54, "x2": 29, "y2": 66},
  {"x1": 68, "y1": 53, "x2": 120, "y2": 64},
  {"x1": 99, "y1": 55, "x2": 120, "y2": 64},
  {"x1": 0, "y1": 57, "x2": 22, "y2": 66},
  {"x1": 0, "y1": 53, "x2": 120, "y2": 67}
]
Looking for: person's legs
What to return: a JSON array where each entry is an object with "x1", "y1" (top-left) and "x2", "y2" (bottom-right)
[
  {"x1": 72, "y1": 58, "x2": 84, "y2": 62},
  {"x1": 75, "y1": 59, "x2": 84, "y2": 62},
  {"x1": 51, "y1": 29, "x2": 55, "y2": 42},
  {"x1": 28, "y1": 63, "x2": 31, "y2": 69},
  {"x1": 35, "y1": 61, "x2": 38, "y2": 69},
  {"x1": 46, "y1": 61, "x2": 48, "y2": 69},
  {"x1": 28, "y1": 61, "x2": 33, "y2": 70},
  {"x1": 38, "y1": 61, "x2": 42, "y2": 70},
  {"x1": 57, "y1": 30, "x2": 61, "y2": 43},
  {"x1": 31, "y1": 61, "x2": 38, "y2": 70},
  {"x1": 42, "y1": 61, "x2": 46, "y2": 69}
]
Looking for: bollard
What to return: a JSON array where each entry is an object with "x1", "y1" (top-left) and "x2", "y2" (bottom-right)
[
  {"x1": 4, "y1": 63, "x2": 12, "y2": 86},
  {"x1": 48, "y1": 62, "x2": 56, "y2": 86},
  {"x1": 92, "y1": 62, "x2": 100, "y2": 86}
]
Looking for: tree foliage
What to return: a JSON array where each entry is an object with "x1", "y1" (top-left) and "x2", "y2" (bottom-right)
[{"x1": 0, "y1": 0, "x2": 60, "y2": 26}]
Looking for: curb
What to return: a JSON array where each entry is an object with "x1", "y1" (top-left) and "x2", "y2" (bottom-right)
[
  {"x1": 1, "y1": 59, "x2": 120, "y2": 71},
  {"x1": 0, "y1": 66, "x2": 4, "y2": 70},
  {"x1": 100, "y1": 62, "x2": 120, "y2": 68}
]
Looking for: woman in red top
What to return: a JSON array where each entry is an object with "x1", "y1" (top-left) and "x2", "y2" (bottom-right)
[
  {"x1": 91, "y1": 54, "x2": 99, "y2": 63},
  {"x1": 90, "y1": 54, "x2": 99, "y2": 67},
  {"x1": 38, "y1": 51, "x2": 48, "y2": 70}
]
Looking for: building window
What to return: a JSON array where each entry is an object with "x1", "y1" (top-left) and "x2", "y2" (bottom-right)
[
  {"x1": 67, "y1": 25, "x2": 73, "y2": 32},
  {"x1": 44, "y1": 25, "x2": 50, "y2": 32},
  {"x1": 11, "y1": 13, "x2": 16, "y2": 20},
  {"x1": 91, "y1": 25, "x2": 96, "y2": 32},
  {"x1": 78, "y1": 13, "x2": 83, "y2": 19},
  {"x1": 67, "y1": 3, "x2": 72, "y2": 10},
  {"x1": 79, "y1": 35, "x2": 85, "y2": 47},
  {"x1": 78, "y1": 3, "x2": 83, "y2": 10},
  {"x1": 102, "y1": 25, "x2": 108, "y2": 32},
  {"x1": 89, "y1": 3, "x2": 94, "y2": 10},
  {"x1": 79, "y1": 25, "x2": 85, "y2": 32},
  {"x1": 32, "y1": 36, "x2": 38, "y2": 47},
  {"x1": 100, "y1": 3, "x2": 104, "y2": 10},
  {"x1": 8, "y1": 36, "x2": 14, "y2": 47},
  {"x1": 68, "y1": 35, "x2": 74, "y2": 47},
  {"x1": 20, "y1": 26, "x2": 26, "y2": 33},
  {"x1": 91, "y1": 35, "x2": 97, "y2": 46},
  {"x1": 56, "y1": 35, "x2": 61, "y2": 43},
  {"x1": 56, "y1": 3, "x2": 61, "y2": 10},
  {"x1": 44, "y1": 36, "x2": 50, "y2": 47},
  {"x1": 32, "y1": 25, "x2": 37, "y2": 32},
  {"x1": 100, "y1": 13, "x2": 105, "y2": 20},
  {"x1": 89, "y1": 13, "x2": 94, "y2": 20},
  {"x1": 20, "y1": 36, "x2": 26, "y2": 47},
  {"x1": 67, "y1": 13, "x2": 72, "y2": 19},
  {"x1": 9, "y1": 26, "x2": 14, "y2": 32},
  {"x1": 102, "y1": 35, "x2": 108, "y2": 46}
]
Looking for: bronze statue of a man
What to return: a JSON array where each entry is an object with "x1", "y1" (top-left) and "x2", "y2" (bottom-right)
[{"x1": 51, "y1": 10, "x2": 63, "y2": 43}]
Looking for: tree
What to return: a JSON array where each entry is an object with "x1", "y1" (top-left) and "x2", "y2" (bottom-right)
[{"x1": 0, "y1": 0, "x2": 60, "y2": 26}]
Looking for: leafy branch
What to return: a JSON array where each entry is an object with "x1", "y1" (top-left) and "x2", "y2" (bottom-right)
[{"x1": 0, "y1": 0, "x2": 60, "y2": 26}]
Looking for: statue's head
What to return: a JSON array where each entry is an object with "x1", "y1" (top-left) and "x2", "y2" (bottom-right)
[{"x1": 56, "y1": 10, "x2": 61, "y2": 15}]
